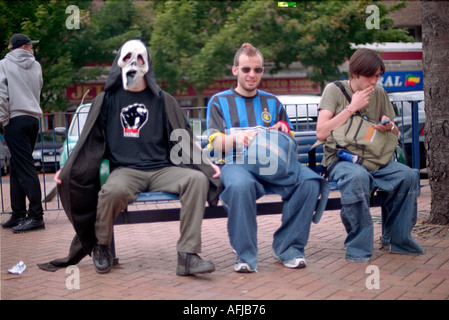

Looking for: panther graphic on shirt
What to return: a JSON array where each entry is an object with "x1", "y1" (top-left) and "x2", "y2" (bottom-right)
[{"x1": 120, "y1": 103, "x2": 148, "y2": 137}]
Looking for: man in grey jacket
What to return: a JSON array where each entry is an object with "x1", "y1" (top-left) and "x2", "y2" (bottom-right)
[{"x1": 0, "y1": 33, "x2": 44, "y2": 232}]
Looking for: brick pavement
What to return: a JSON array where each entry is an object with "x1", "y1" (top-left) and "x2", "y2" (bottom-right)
[{"x1": 1, "y1": 181, "x2": 448, "y2": 302}]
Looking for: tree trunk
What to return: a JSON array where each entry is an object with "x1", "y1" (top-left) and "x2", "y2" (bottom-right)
[{"x1": 421, "y1": 1, "x2": 449, "y2": 225}]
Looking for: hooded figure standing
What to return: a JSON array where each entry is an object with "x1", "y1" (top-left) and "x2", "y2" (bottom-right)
[
  {"x1": 42, "y1": 39, "x2": 221, "y2": 275},
  {"x1": 0, "y1": 33, "x2": 44, "y2": 233}
]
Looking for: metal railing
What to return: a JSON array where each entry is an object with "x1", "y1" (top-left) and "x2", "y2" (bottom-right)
[{"x1": 391, "y1": 99, "x2": 425, "y2": 170}]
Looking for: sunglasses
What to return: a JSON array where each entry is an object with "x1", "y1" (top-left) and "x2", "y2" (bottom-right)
[{"x1": 237, "y1": 66, "x2": 264, "y2": 74}]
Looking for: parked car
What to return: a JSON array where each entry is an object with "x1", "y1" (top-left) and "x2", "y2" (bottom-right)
[
  {"x1": 276, "y1": 95, "x2": 321, "y2": 131},
  {"x1": 388, "y1": 91, "x2": 425, "y2": 168},
  {"x1": 0, "y1": 133, "x2": 11, "y2": 176},
  {"x1": 33, "y1": 127, "x2": 66, "y2": 172},
  {"x1": 59, "y1": 103, "x2": 91, "y2": 167}
]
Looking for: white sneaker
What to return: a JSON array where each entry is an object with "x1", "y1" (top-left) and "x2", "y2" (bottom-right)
[
  {"x1": 234, "y1": 262, "x2": 256, "y2": 273},
  {"x1": 272, "y1": 249, "x2": 307, "y2": 269},
  {"x1": 283, "y1": 257, "x2": 307, "y2": 269}
]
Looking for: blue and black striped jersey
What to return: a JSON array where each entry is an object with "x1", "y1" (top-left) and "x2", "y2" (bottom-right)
[{"x1": 207, "y1": 88, "x2": 291, "y2": 137}]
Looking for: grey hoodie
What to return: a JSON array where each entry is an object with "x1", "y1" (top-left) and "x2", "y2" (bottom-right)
[{"x1": 0, "y1": 48, "x2": 43, "y2": 126}]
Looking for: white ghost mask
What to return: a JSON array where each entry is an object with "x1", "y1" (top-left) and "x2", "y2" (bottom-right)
[{"x1": 117, "y1": 40, "x2": 149, "y2": 91}]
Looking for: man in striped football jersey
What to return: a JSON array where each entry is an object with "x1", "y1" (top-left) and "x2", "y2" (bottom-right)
[{"x1": 207, "y1": 43, "x2": 328, "y2": 273}]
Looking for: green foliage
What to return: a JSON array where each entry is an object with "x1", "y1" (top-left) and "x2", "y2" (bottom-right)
[
  {"x1": 150, "y1": 0, "x2": 412, "y2": 97},
  {"x1": 286, "y1": 0, "x2": 411, "y2": 86},
  {"x1": 20, "y1": 0, "x2": 93, "y2": 111},
  {"x1": 149, "y1": 0, "x2": 249, "y2": 96},
  {"x1": 1, "y1": 0, "x2": 413, "y2": 110},
  {"x1": 0, "y1": 0, "x2": 46, "y2": 56},
  {"x1": 3, "y1": 0, "x2": 151, "y2": 111}
]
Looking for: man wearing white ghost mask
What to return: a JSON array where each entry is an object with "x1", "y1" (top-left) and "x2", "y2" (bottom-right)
[
  {"x1": 118, "y1": 40, "x2": 149, "y2": 91},
  {"x1": 46, "y1": 40, "x2": 221, "y2": 275}
]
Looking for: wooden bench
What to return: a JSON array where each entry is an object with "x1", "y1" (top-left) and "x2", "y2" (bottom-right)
[{"x1": 108, "y1": 131, "x2": 396, "y2": 262}]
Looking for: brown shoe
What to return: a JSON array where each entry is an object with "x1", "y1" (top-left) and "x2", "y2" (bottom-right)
[{"x1": 176, "y1": 252, "x2": 215, "y2": 276}]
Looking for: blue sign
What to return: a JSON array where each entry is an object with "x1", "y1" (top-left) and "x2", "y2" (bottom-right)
[{"x1": 378, "y1": 71, "x2": 423, "y2": 92}]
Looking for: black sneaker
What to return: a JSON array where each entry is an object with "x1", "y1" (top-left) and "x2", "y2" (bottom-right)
[
  {"x1": 2, "y1": 216, "x2": 25, "y2": 229},
  {"x1": 176, "y1": 252, "x2": 215, "y2": 276},
  {"x1": 92, "y1": 241, "x2": 113, "y2": 274},
  {"x1": 11, "y1": 217, "x2": 45, "y2": 233}
]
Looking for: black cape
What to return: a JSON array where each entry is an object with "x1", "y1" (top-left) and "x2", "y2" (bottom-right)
[{"x1": 38, "y1": 41, "x2": 221, "y2": 271}]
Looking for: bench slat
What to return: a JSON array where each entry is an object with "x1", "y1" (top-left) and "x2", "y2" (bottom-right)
[
  {"x1": 135, "y1": 191, "x2": 179, "y2": 202},
  {"x1": 132, "y1": 181, "x2": 339, "y2": 205}
]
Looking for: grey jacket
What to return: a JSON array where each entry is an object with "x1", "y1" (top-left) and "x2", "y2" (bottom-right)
[{"x1": 0, "y1": 48, "x2": 43, "y2": 126}]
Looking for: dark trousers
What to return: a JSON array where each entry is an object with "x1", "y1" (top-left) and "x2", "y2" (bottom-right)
[{"x1": 4, "y1": 115, "x2": 43, "y2": 218}]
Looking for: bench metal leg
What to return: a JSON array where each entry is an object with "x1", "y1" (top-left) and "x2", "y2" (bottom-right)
[{"x1": 110, "y1": 230, "x2": 119, "y2": 265}]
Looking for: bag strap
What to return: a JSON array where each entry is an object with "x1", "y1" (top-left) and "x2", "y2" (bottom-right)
[
  {"x1": 333, "y1": 80, "x2": 364, "y2": 119},
  {"x1": 333, "y1": 81, "x2": 352, "y2": 103},
  {"x1": 325, "y1": 81, "x2": 355, "y2": 177}
]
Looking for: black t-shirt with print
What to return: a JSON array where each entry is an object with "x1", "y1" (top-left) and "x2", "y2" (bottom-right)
[{"x1": 101, "y1": 87, "x2": 172, "y2": 171}]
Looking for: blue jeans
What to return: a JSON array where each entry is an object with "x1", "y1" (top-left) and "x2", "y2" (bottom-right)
[
  {"x1": 220, "y1": 130, "x2": 326, "y2": 269},
  {"x1": 328, "y1": 160, "x2": 424, "y2": 262}
]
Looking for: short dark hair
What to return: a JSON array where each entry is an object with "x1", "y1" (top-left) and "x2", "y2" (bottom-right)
[
  {"x1": 233, "y1": 43, "x2": 264, "y2": 66},
  {"x1": 348, "y1": 48, "x2": 385, "y2": 79}
]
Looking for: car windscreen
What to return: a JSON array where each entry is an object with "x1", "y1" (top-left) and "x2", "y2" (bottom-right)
[{"x1": 69, "y1": 106, "x2": 90, "y2": 136}]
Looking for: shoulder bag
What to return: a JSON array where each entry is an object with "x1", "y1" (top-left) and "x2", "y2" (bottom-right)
[{"x1": 326, "y1": 81, "x2": 398, "y2": 171}]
